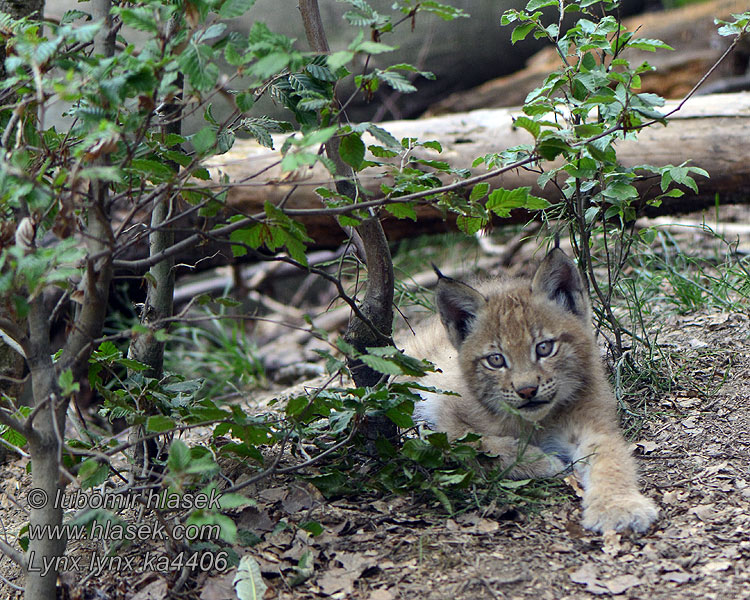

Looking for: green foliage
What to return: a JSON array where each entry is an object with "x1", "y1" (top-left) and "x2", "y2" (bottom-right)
[{"x1": 1, "y1": 1, "x2": 745, "y2": 592}]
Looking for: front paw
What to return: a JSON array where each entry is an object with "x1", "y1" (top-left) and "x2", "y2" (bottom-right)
[
  {"x1": 481, "y1": 437, "x2": 566, "y2": 479},
  {"x1": 582, "y1": 493, "x2": 659, "y2": 533}
]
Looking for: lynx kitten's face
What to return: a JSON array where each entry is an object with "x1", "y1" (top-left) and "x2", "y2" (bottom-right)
[
  {"x1": 457, "y1": 286, "x2": 593, "y2": 422},
  {"x1": 435, "y1": 248, "x2": 595, "y2": 424}
]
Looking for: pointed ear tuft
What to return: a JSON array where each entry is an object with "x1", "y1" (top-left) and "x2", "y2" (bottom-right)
[
  {"x1": 435, "y1": 276, "x2": 486, "y2": 349},
  {"x1": 531, "y1": 248, "x2": 591, "y2": 322}
]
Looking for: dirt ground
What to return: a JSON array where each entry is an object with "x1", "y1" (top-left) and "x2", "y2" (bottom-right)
[{"x1": 1, "y1": 220, "x2": 749, "y2": 599}]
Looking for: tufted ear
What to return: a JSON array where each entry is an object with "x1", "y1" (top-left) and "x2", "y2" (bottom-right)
[
  {"x1": 531, "y1": 248, "x2": 591, "y2": 322},
  {"x1": 434, "y1": 267, "x2": 487, "y2": 349}
]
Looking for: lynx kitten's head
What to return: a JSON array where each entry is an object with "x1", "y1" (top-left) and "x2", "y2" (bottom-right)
[{"x1": 436, "y1": 249, "x2": 595, "y2": 422}]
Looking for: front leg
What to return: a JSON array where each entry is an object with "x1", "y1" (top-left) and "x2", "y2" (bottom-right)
[
  {"x1": 572, "y1": 427, "x2": 658, "y2": 533},
  {"x1": 481, "y1": 435, "x2": 566, "y2": 480}
]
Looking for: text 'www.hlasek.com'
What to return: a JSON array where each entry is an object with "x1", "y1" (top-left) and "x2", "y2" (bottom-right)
[{"x1": 25, "y1": 487, "x2": 230, "y2": 576}]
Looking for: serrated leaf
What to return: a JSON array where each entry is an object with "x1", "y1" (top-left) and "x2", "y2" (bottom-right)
[
  {"x1": 385, "y1": 203, "x2": 417, "y2": 220},
  {"x1": 376, "y1": 70, "x2": 417, "y2": 93},
  {"x1": 252, "y1": 52, "x2": 290, "y2": 79},
  {"x1": 360, "y1": 355, "x2": 403, "y2": 376},
  {"x1": 456, "y1": 214, "x2": 485, "y2": 235},
  {"x1": 486, "y1": 187, "x2": 534, "y2": 217},
  {"x1": 513, "y1": 116, "x2": 540, "y2": 139},
  {"x1": 470, "y1": 182, "x2": 490, "y2": 202},
  {"x1": 119, "y1": 7, "x2": 159, "y2": 34},
  {"x1": 79, "y1": 460, "x2": 110, "y2": 489},
  {"x1": 306, "y1": 63, "x2": 336, "y2": 81},
  {"x1": 178, "y1": 43, "x2": 220, "y2": 92},
  {"x1": 219, "y1": 0, "x2": 256, "y2": 19},
  {"x1": 367, "y1": 124, "x2": 400, "y2": 148}
]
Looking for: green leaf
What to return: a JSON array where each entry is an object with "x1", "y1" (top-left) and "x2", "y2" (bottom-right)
[
  {"x1": 367, "y1": 124, "x2": 400, "y2": 148},
  {"x1": 360, "y1": 354, "x2": 403, "y2": 376},
  {"x1": 79, "y1": 460, "x2": 110, "y2": 489},
  {"x1": 526, "y1": 0, "x2": 557, "y2": 9},
  {"x1": 386, "y1": 406, "x2": 414, "y2": 428},
  {"x1": 602, "y1": 182, "x2": 638, "y2": 201},
  {"x1": 486, "y1": 187, "x2": 538, "y2": 217},
  {"x1": 219, "y1": 0, "x2": 256, "y2": 19},
  {"x1": 179, "y1": 43, "x2": 220, "y2": 92},
  {"x1": 536, "y1": 136, "x2": 572, "y2": 160},
  {"x1": 192, "y1": 127, "x2": 217, "y2": 155},
  {"x1": 119, "y1": 7, "x2": 159, "y2": 34},
  {"x1": 146, "y1": 415, "x2": 176, "y2": 433},
  {"x1": 385, "y1": 203, "x2": 417, "y2": 221},
  {"x1": 236, "y1": 92, "x2": 254, "y2": 113},
  {"x1": 328, "y1": 51, "x2": 354, "y2": 71},
  {"x1": 376, "y1": 71, "x2": 417, "y2": 93},
  {"x1": 513, "y1": 116, "x2": 540, "y2": 139},
  {"x1": 401, "y1": 439, "x2": 442, "y2": 468},
  {"x1": 511, "y1": 22, "x2": 536, "y2": 44},
  {"x1": 167, "y1": 439, "x2": 191, "y2": 473},
  {"x1": 217, "y1": 493, "x2": 254, "y2": 510},
  {"x1": 355, "y1": 41, "x2": 396, "y2": 55},
  {"x1": 456, "y1": 214, "x2": 485, "y2": 235},
  {"x1": 339, "y1": 133, "x2": 366, "y2": 170},
  {"x1": 252, "y1": 53, "x2": 290, "y2": 79},
  {"x1": 286, "y1": 395, "x2": 309, "y2": 417},
  {"x1": 469, "y1": 182, "x2": 490, "y2": 202},
  {"x1": 299, "y1": 521, "x2": 324, "y2": 536},
  {"x1": 58, "y1": 368, "x2": 80, "y2": 396}
]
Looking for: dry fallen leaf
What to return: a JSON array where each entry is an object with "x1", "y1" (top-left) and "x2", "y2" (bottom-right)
[
  {"x1": 570, "y1": 565, "x2": 642, "y2": 595},
  {"x1": 569, "y1": 565, "x2": 609, "y2": 595},
  {"x1": 700, "y1": 560, "x2": 732, "y2": 574},
  {"x1": 475, "y1": 518, "x2": 500, "y2": 534},
  {"x1": 317, "y1": 567, "x2": 358, "y2": 596},
  {"x1": 131, "y1": 578, "x2": 169, "y2": 600},
  {"x1": 200, "y1": 569, "x2": 237, "y2": 600},
  {"x1": 689, "y1": 504, "x2": 717, "y2": 522},
  {"x1": 635, "y1": 440, "x2": 658, "y2": 454},
  {"x1": 605, "y1": 574, "x2": 642, "y2": 595},
  {"x1": 367, "y1": 589, "x2": 395, "y2": 600}
]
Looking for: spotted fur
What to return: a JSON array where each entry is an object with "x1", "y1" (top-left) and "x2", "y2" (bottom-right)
[{"x1": 400, "y1": 248, "x2": 658, "y2": 534}]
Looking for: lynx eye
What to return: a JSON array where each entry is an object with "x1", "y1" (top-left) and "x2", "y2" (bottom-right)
[
  {"x1": 536, "y1": 340, "x2": 556, "y2": 358},
  {"x1": 484, "y1": 353, "x2": 507, "y2": 369}
]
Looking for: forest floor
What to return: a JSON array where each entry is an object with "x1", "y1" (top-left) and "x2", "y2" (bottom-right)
[{"x1": 1, "y1": 209, "x2": 749, "y2": 600}]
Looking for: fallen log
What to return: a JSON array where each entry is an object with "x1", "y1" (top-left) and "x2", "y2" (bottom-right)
[
  {"x1": 426, "y1": 0, "x2": 749, "y2": 114},
  {"x1": 206, "y1": 92, "x2": 750, "y2": 248}
]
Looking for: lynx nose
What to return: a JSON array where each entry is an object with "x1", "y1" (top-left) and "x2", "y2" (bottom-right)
[{"x1": 516, "y1": 386, "x2": 538, "y2": 401}]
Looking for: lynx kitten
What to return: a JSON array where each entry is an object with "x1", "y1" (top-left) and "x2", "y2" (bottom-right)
[{"x1": 401, "y1": 248, "x2": 658, "y2": 533}]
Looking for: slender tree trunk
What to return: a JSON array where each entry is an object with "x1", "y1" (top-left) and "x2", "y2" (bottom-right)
[
  {"x1": 298, "y1": 0, "x2": 396, "y2": 445},
  {"x1": 126, "y1": 15, "x2": 182, "y2": 476}
]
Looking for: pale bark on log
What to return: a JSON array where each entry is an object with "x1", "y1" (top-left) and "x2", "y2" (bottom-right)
[
  {"x1": 426, "y1": 0, "x2": 749, "y2": 114},
  {"x1": 206, "y1": 92, "x2": 750, "y2": 248}
]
